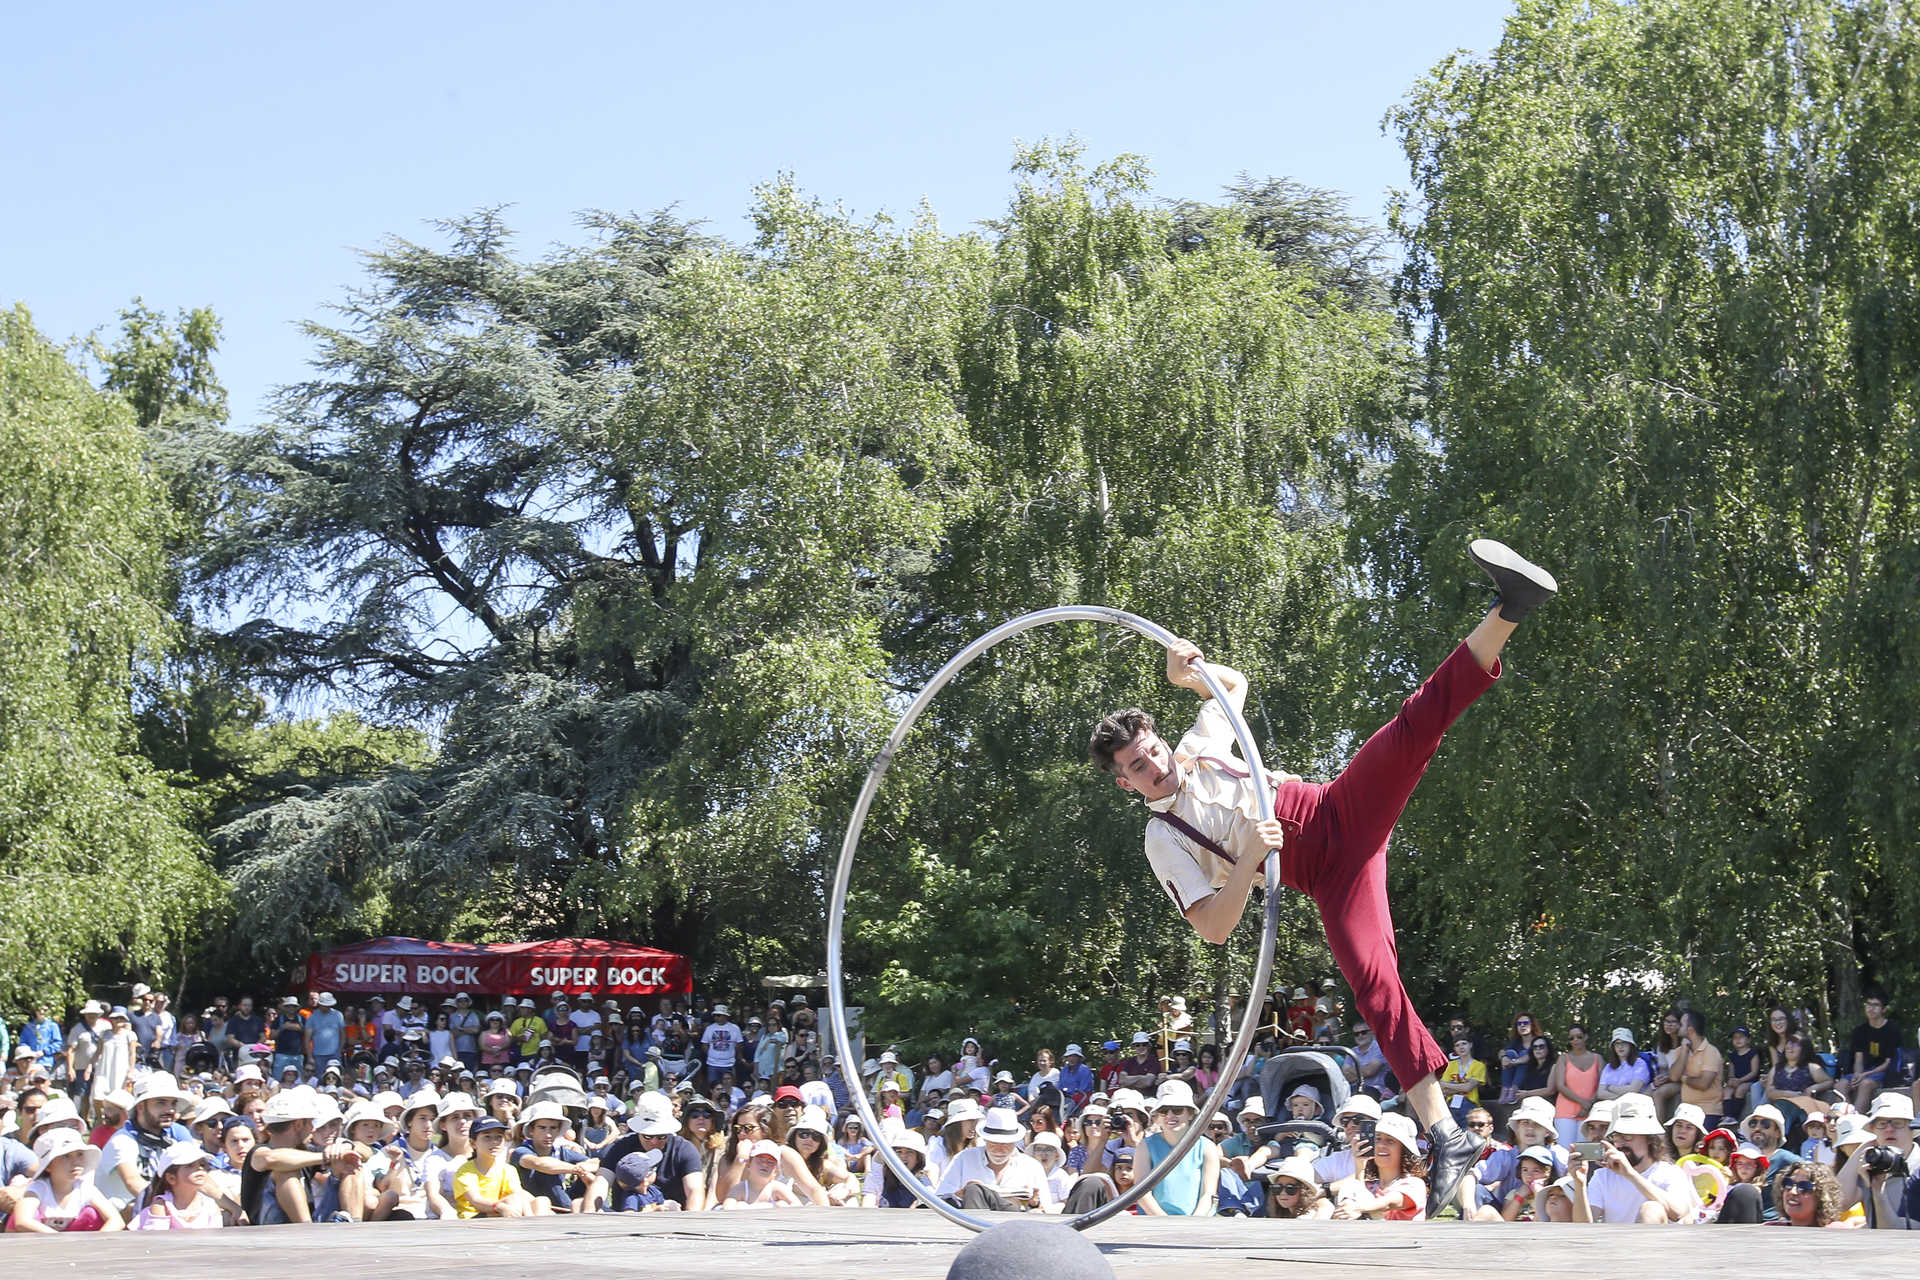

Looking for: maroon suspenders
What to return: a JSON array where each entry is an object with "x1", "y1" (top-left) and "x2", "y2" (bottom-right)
[{"x1": 1150, "y1": 809, "x2": 1238, "y2": 867}]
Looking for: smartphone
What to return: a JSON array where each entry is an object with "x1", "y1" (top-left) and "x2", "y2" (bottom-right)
[{"x1": 1572, "y1": 1141, "x2": 1606, "y2": 1162}]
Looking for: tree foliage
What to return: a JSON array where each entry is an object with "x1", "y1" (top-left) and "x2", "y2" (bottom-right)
[
  {"x1": 1373, "y1": 0, "x2": 1920, "y2": 1034},
  {"x1": 0, "y1": 306, "x2": 225, "y2": 1009}
]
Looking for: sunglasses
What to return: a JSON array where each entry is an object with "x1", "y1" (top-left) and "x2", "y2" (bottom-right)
[
  {"x1": 1272, "y1": 1181, "x2": 1307, "y2": 1195},
  {"x1": 1782, "y1": 1178, "x2": 1817, "y2": 1194}
]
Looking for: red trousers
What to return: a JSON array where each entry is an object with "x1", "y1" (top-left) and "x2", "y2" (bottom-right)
[{"x1": 1273, "y1": 642, "x2": 1497, "y2": 1090}]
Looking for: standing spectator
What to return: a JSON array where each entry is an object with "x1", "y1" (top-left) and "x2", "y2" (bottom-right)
[
  {"x1": 151, "y1": 995, "x2": 178, "y2": 1068},
  {"x1": 18, "y1": 1005, "x2": 63, "y2": 1067},
  {"x1": 64, "y1": 1001, "x2": 104, "y2": 1100},
  {"x1": 509, "y1": 998, "x2": 547, "y2": 1063},
  {"x1": 127, "y1": 986, "x2": 158, "y2": 1065},
  {"x1": 567, "y1": 995, "x2": 602, "y2": 1069},
  {"x1": 1057, "y1": 1045, "x2": 1095, "y2": 1115},
  {"x1": 90, "y1": 1007, "x2": 136, "y2": 1122},
  {"x1": 343, "y1": 1004, "x2": 376, "y2": 1062},
  {"x1": 306, "y1": 993, "x2": 346, "y2": 1072},
  {"x1": 222, "y1": 997, "x2": 264, "y2": 1069},
  {"x1": 480, "y1": 1012, "x2": 513, "y2": 1074},
  {"x1": 428, "y1": 1010, "x2": 455, "y2": 1065},
  {"x1": 269, "y1": 998, "x2": 307, "y2": 1080},
  {"x1": 752, "y1": 1017, "x2": 787, "y2": 1088},
  {"x1": 700, "y1": 1004, "x2": 743, "y2": 1084},
  {"x1": 1648, "y1": 1010, "x2": 1684, "y2": 1121},
  {"x1": 1844, "y1": 988, "x2": 1903, "y2": 1112},
  {"x1": 449, "y1": 994, "x2": 481, "y2": 1072},
  {"x1": 1670, "y1": 1010, "x2": 1725, "y2": 1130}
]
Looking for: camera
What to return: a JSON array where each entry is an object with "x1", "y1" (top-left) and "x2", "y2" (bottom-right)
[{"x1": 1861, "y1": 1145, "x2": 1910, "y2": 1178}]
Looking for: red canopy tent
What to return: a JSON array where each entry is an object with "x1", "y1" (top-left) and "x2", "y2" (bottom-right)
[{"x1": 305, "y1": 936, "x2": 691, "y2": 997}]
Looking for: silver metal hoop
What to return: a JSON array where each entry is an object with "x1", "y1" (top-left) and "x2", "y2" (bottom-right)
[{"x1": 825, "y1": 605, "x2": 1281, "y2": 1232}]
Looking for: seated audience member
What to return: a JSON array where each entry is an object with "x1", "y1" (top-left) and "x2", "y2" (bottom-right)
[
  {"x1": 1496, "y1": 1011, "x2": 1539, "y2": 1105},
  {"x1": 1264, "y1": 1155, "x2": 1331, "y2": 1219},
  {"x1": 1843, "y1": 988, "x2": 1902, "y2": 1113},
  {"x1": 1513, "y1": 1034, "x2": 1557, "y2": 1107},
  {"x1": 1595, "y1": 1029, "x2": 1652, "y2": 1101},
  {"x1": 1536, "y1": 1175, "x2": 1576, "y2": 1222},
  {"x1": 1799, "y1": 1111, "x2": 1835, "y2": 1166},
  {"x1": 244, "y1": 1090, "x2": 341, "y2": 1225},
  {"x1": 1764, "y1": 1035, "x2": 1832, "y2": 1134},
  {"x1": 1441, "y1": 1036, "x2": 1486, "y2": 1117},
  {"x1": 9, "y1": 1130, "x2": 122, "y2": 1233},
  {"x1": 1772, "y1": 1161, "x2": 1857, "y2": 1228},
  {"x1": 863, "y1": 1129, "x2": 932, "y2": 1208},
  {"x1": 1667, "y1": 1102, "x2": 1708, "y2": 1160},
  {"x1": 454, "y1": 1117, "x2": 549, "y2": 1218},
  {"x1": 1468, "y1": 1096, "x2": 1565, "y2": 1221},
  {"x1": 787, "y1": 1105, "x2": 856, "y2": 1205},
  {"x1": 1312, "y1": 1094, "x2": 1382, "y2": 1185},
  {"x1": 98, "y1": 1071, "x2": 196, "y2": 1214},
  {"x1": 720, "y1": 1139, "x2": 801, "y2": 1209},
  {"x1": 1568, "y1": 1093, "x2": 1697, "y2": 1224},
  {"x1": 514, "y1": 1100, "x2": 599, "y2": 1213},
  {"x1": 1329, "y1": 1112, "x2": 1425, "y2": 1221},
  {"x1": 1835, "y1": 1093, "x2": 1914, "y2": 1225},
  {"x1": 610, "y1": 1149, "x2": 676, "y2": 1211},
  {"x1": 1723, "y1": 1024, "x2": 1762, "y2": 1125},
  {"x1": 131, "y1": 1140, "x2": 230, "y2": 1230},
  {"x1": 1130, "y1": 1080, "x2": 1219, "y2": 1217},
  {"x1": 592, "y1": 1093, "x2": 708, "y2": 1212},
  {"x1": 1501, "y1": 1146, "x2": 1559, "y2": 1221},
  {"x1": 935, "y1": 1107, "x2": 1054, "y2": 1213}
]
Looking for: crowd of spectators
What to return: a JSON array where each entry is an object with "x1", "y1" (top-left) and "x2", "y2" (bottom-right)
[{"x1": 3, "y1": 978, "x2": 1918, "y2": 1235}]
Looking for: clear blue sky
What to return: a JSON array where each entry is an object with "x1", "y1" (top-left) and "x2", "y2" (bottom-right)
[{"x1": 3, "y1": 2, "x2": 1511, "y2": 421}]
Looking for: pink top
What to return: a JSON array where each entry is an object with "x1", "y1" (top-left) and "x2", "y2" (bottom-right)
[{"x1": 1558, "y1": 1056, "x2": 1602, "y2": 1119}]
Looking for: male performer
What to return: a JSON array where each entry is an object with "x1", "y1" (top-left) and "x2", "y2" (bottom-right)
[{"x1": 1088, "y1": 539, "x2": 1557, "y2": 1216}]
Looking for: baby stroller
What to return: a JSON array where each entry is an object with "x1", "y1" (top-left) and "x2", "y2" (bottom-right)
[{"x1": 1219, "y1": 1046, "x2": 1355, "y2": 1216}]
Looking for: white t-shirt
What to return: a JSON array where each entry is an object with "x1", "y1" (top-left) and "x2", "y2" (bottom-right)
[
  {"x1": 1027, "y1": 1068, "x2": 1060, "y2": 1097},
  {"x1": 921, "y1": 1068, "x2": 954, "y2": 1097},
  {"x1": 569, "y1": 1009, "x2": 603, "y2": 1041},
  {"x1": 1583, "y1": 1161, "x2": 1699, "y2": 1223},
  {"x1": 934, "y1": 1146, "x2": 1055, "y2": 1209},
  {"x1": 97, "y1": 1129, "x2": 144, "y2": 1206},
  {"x1": 1313, "y1": 1148, "x2": 1356, "y2": 1183},
  {"x1": 701, "y1": 1022, "x2": 742, "y2": 1068}
]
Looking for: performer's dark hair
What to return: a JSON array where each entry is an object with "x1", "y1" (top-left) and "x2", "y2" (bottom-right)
[{"x1": 1089, "y1": 708, "x2": 1156, "y2": 773}]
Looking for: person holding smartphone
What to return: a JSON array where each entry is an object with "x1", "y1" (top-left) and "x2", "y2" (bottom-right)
[{"x1": 1567, "y1": 1093, "x2": 1698, "y2": 1224}]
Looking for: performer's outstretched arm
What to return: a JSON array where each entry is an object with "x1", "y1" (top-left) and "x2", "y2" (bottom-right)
[
  {"x1": 1182, "y1": 819, "x2": 1286, "y2": 944},
  {"x1": 1165, "y1": 639, "x2": 1246, "y2": 714}
]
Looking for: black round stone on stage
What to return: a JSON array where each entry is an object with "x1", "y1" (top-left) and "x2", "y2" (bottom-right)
[{"x1": 946, "y1": 1220, "x2": 1115, "y2": 1280}]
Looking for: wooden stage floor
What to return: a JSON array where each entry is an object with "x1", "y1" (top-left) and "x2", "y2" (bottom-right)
[{"x1": 6, "y1": 1209, "x2": 1885, "y2": 1277}]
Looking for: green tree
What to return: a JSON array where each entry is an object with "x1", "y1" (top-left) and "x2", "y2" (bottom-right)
[
  {"x1": 0, "y1": 306, "x2": 224, "y2": 1009},
  {"x1": 1374, "y1": 0, "x2": 1920, "y2": 1036},
  {"x1": 849, "y1": 143, "x2": 1411, "y2": 1060}
]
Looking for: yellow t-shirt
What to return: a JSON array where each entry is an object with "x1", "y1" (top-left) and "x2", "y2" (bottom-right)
[
  {"x1": 454, "y1": 1157, "x2": 523, "y2": 1218},
  {"x1": 1446, "y1": 1056, "x2": 1487, "y2": 1103},
  {"x1": 509, "y1": 1016, "x2": 548, "y2": 1058}
]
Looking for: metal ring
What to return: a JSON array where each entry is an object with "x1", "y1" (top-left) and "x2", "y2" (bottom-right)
[{"x1": 825, "y1": 606, "x2": 1281, "y2": 1232}]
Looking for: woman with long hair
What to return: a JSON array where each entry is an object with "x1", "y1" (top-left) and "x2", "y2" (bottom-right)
[
  {"x1": 1263, "y1": 1155, "x2": 1332, "y2": 1219},
  {"x1": 1764, "y1": 1035, "x2": 1832, "y2": 1132},
  {"x1": 1193, "y1": 1044, "x2": 1222, "y2": 1093},
  {"x1": 1498, "y1": 1011, "x2": 1541, "y2": 1104},
  {"x1": 1770, "y1": 1161, "x2": 1855, "y2": 1228},
  {"x1": 680, "y1": 1098, "x2": 725, "y2": 1188},
  {"x1": 1330, "y1": 1112, "x2": 1427, "y2": 1220},
  {"x1": 861, "y1": 1130, "x2": 933, "y2": 1208},
  {"x1": 1515, "y1": 1036, "x2": 1558, "y2": 1103},
  {"x1": 1550, "y1": 1025, "x2": 1602, "y2": 1146},
  {"x1": 782, "y1": 1107, "x2": 845, "y2": 1205},
  {"x1": 1130, "y1": 1081, "x2": 1219, "y2": 1216},
  {"x1": 709, "y1": 1103, "x2": 773, "y2": 1204},
  {"x1": 1595, "y1": 1029, "x2": 1653, "y2": 1101},
  {"x1": 1649, "y1": 1010, "x2": 1683, "y2": 1120}
]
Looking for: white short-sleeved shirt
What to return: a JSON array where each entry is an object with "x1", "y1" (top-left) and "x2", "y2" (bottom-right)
[
  {"x1": 934, "y1": 1146, "x2": 1055, "y2": 1209},
  {"x1": 1583, "y1": 1161, "x2": 1698, "y2": 1223},
  {"x1": 1142, "y1": 699, "x2": 1300, "y2": 912}
]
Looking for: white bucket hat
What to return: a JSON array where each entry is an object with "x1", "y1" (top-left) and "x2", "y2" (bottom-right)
[
  {"x1": 1745, "y1": 1103, "x2": 1787, "y2": 1132},
  {"x1": 979, "y1": 1107, "x2": 1024, "y2": 1143},
  {"x1": 890, "y1": 1129, "x2": 929, "y2": 1160},
  {"x1": 1608, "y1": 1093, "x2": 1664, "y2": 1138},
  {"x1": 32, "y1": 1129, "x2": 101, "y2": 1179},
  {"x1": 1107, "y1": 1088, "x2": 1148, "y2": 1114},
  {"x1": 436, "y1": 1092, "x2": 482, "y2": 1123},
  {"x1": 130, "y1": 1071, "x2": 195, "y2": 1110},
  {"x1": 1869, "y1": 1093, "x2": 1916, "y2": 1122},
  {"x1": 1238, "y1": 1096, "x2": 1267, "y2": 1120},
  {"x1": 1154, "y1": 1079, "x2": 1197, "y2": 1111},
  {"x1": 944, "y1": 1099, "x2": 983, "y2": 1125},
  {"x1": 792, "y1": 1106, "x2": 831, "y2": 1138},
  {"x1": 344, "y1": 1101, "x2": 398, "y2": 1140},
  {"x1": 154, "y1": 1139, "x2": 213, "y2": 1178},
  {"x1": 1667, "y1": 1102, "x2": 1707, "y2": 1132},
  {"x1": 1374, "y1": 1112, "x2": 1419, "y2": 1154},
  {"x1": 262, "y1": 1090, "x2": 319, "y2": 1126},
  {"x1": 520, "y1": 1100, "x2": 566, "y2": 1128},
  {"x1": 1064, "y1": 1044, "x2": 1085, "y2": 1059},
  {"x1": 1509, "y1": 1096, "x2": 1556, "y2": 1133},
  {"x1": 627, "y1": 1093, "x2": 679, "y2": 1137},
  {"x1": 27, "y1": 1095, "x2": 84, "y2": 1143},
  {"x1": 1333, "y1": 1094, "x2": 1381, "y2": 1122},
  {"x1": 1583, "y1": 1100, "x2": 1615, "y2": 1129}
]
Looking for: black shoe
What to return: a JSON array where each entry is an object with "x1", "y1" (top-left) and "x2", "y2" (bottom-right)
[
  {"x1": 1426, "y1": 1126, "x2": 1481, "y2": 1219},
  {"x1": 1468, "y1": 539, "x2": 1558, "y2": 622}
]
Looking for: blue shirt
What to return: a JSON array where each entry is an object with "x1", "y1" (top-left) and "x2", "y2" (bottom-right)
[
  {"x1": 1057, "y1": 1063, "x2": 1095, "y2": 1096},
  {"x1": 306, "y1": 1008, "x2": 346, "y2": 1060},
  {"x1": 19, "y1": 1017, "x2": 63, "y2": 1057}
]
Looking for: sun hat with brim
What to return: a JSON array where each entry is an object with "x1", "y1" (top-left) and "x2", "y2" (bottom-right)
[
  {"x1": 1131, "y1": 1032, "x2": 1151, "y2": 1046},
  {"x1": 1287, "y1": 1084, "x2": 1323, "y2": 1106},
  {"x1": 1608, "y1": 1027, "x2": 1636, "y2": 1047},
  {"x1": 1064, "y1": 1044, "x2": 1085, "y2": 1059},
  {"x1": 435, "y1": 1092, "x2": 481, "y2": 1122},
  {"x1": 1030, "y1": 1131, "x2": 1064, "y2": 1153},
  {"x1": 1154, "y1": 1079, "x2": 1197, "y2": 1111},
  {"x1": 1834, "y1": 1115, "x2": 1870, "y2": 1150},
  {"x1": 1517, "y1": 1144, "x2": 1558, "y2": 1169},
  {"x1": 1608, "y1": 1094, "x2": 1664, "y2": 1138},
  {"x1": 1333, "y1": 1094, "x2": 1381, "y2": 1122},
  {"x1": 792, "y1": 1106, "x2": 832, "y2": 1138},
  {"x1": 1266, "y1": 1156, "x2": 1322, "y2": 1193},
  {"x1": 993, "y1": 1071, "x2": 1015, "y2": 1084},
  {"x1": 344, "y1": 1101, "x2": 399, "y2": 1140},
  {"x1": 154, "y1": 1139, "x2": 213, "y2": 1178},
  {"x1": 1731, "y1": 1142, "x2": 1768, "y2": 1166},
  {"x1": 400, "y1": 1090, "x2": 442, "y2": 1121},
  {"x1": 1745, "y1": 1104, "x2": 1787, "y2": 1132},
  {"x1": 1236, "y1": 1096, "x2": 1267, "y2": 1120},
  {"x1": 98, "y1": 1088, "x2": 136, "y2": 1115},
  {"x1": 27, "y1": 1095, "x2": 84, "y2": 1143},
  {"x1": 1701, "y1": 1126, "x2": 1739, "y2": 1150},
  {"x1": 1374, "y1": 1112, "x2": 1419, "y2": 1155},
  {"x1": 979, "y1": 1107, "x2": 1024, "y2": 1143},
  {"x1": 1869, "y1": 1093, "x2": 1916, "y2": 1122},
  {"x1": 1107, "y1": 1088, "x2": 1147, "y2": 1114},
  {"x1": 131, "y1": 1072, "x2": 196, "y2": 1110},
  {"x1": 520, "y1": 1100, "x2": 566, "y2": 1128},
  {"x1": 262, "y1": 1091, "x2": 319, "y2": 1126},
  {"x1": 1668, "y1": 1103, "x2": 1707, "y2": 1133},
  {"x1": 945, "y1": 1099, "x2": 983, "y2": 1125},
  {"x1": 890, "y1": 1129, "x2": 929, "y2": 1159},
  {"x1": 1509, "y1": 1096, "x2": 1556, "y2": 1133},
  {"x1": 32, "y1": 1129, "x2": 100, "y2": 1179},
  {"x1": 309, "y1": 1095, "x2": 344, "y2": 1130},
  {"x1": 1583, "y1": 1100, "x2": 1615, "y2": 1128}
]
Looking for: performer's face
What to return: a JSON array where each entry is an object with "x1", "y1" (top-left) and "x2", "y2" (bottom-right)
[{"x1": 1111, "y1": 730, "x2": 1177, "y2": 801}]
